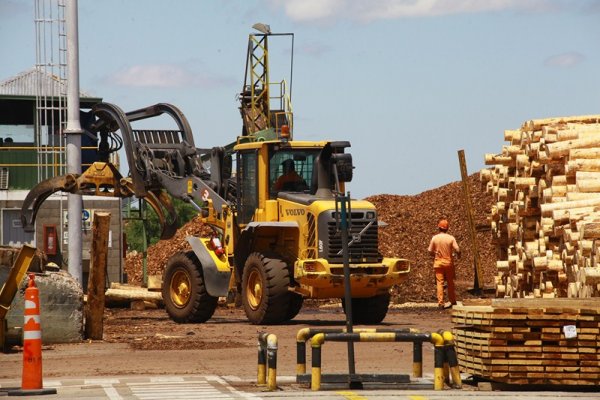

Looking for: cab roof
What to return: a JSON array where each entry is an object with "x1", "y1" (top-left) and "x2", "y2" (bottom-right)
[{"x1": 234, "y1": 139, "x2": 332, "y2": 151}]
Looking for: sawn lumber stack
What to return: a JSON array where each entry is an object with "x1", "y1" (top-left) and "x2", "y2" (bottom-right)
[
  {"x1": 481, "y1": 115, "x2": 600, "y2": 298},
  {"x1": 453, "y1": 298, "x2": 600, "y2": 385}
]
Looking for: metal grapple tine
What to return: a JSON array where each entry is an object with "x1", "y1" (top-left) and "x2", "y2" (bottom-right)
[
  {"x1": 145, "y1": 189, "x2": 179, "y2": 240},
  {"x1": 20, "y1": 174, "x2": 79, "y2": 232}
]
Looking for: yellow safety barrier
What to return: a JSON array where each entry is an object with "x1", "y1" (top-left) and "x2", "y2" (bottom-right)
[
  {"x1": 296, "y1": 327, "x2": 424, "y2": 378},
  {"x1": 307, "y1": 329, "x2": 461, "y2": 391},
  {"x1": 443, "y1": 331, "x2": 462, "y2": 389},
  {"x1": 257, "y1": 332, "x2": 277, "y2": 391},
  {"x1": 431, "y1": 332, "x2": 445, "y2": 391}
]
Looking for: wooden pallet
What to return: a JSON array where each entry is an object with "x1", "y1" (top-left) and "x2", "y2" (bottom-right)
[{"x1": 453, "y1": 298, "x2": 600, "y2": 385}]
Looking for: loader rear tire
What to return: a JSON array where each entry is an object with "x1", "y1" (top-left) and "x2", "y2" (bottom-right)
[
  {"x1": 342, "y1": 292, "x2": 391, "y2": 325},
  {"x1": 242, "y1": 252, "x2": 292, "y2": 325},
  {"x1": 286, "y1": 293, "x2": 304, "y2": 321},
  {"x1": 163, "y1": 252, "x2": 218, "y2": 323}
]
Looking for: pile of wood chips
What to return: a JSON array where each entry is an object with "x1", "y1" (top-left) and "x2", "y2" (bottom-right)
[
  {"x1": 125, "y1": 173, "x2": 498, "y2": 303},
  {"x1": 124, "y1": 216, "x2": 212, "y2": 284},
  {"x1": 368, "y1": 173, "x2": 497, "y2": 302}
]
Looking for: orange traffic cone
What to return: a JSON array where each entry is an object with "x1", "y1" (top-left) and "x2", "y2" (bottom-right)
[{"x1": 8, "y1": 273, "x2": 56, "y2": 396}]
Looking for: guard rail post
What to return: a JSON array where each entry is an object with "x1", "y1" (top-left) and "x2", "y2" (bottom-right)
[
  {"x1": 431, "y1": 332, "x2": 445, "y2": 390},
  {"x1": 412, "y1": 340, "x2": 423, "y2": 378},
  {"x1": 443, "y1": 330, "x2": 462, "y2": 388},
  {"x1": 257, "y1": 332, "x2": 278, "y2": 391},
  {"x1": 257, "y1": 333, "x2": 267, "y2": 385},
  {"x1": 311, "y1": 333, "x2": 325, "y2": 391}
]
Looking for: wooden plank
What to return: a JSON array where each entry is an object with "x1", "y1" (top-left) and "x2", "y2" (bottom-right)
[
  {"x1": 489, "y1": 298, "x2": 600, "y2": 309},
  {"x1": 454, "y1": 302, "x2": 600, "y2": 386}
]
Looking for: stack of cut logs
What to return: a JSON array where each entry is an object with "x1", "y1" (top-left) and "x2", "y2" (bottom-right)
[
  {"x1": 453, "y1": 299, "x2": 600, "y2": 386},
  {"x1": 482, "y1": 115, "x2": 600, "y2": 298}
]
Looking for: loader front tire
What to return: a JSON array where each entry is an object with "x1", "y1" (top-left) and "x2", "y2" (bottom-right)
[
  {"x1": 342, "y1": 292, "x2": 391, "y2": 325},
  {"x1": 242, "y1": 252, "x2": 292, "y2": 325},
  {"x1": 163, "y1": 252, "x2": 218, "y2": 323}
]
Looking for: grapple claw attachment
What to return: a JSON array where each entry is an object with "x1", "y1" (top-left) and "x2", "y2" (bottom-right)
[
  {"x1": 21, "y1": 174, "x2": 79, "y2": 232},
  {"x1": 145, "y1": 190, "x2": 178, "y2": 240},
  {"x1": 21, "y1": 162, "x2": 135, "y2": 231}
]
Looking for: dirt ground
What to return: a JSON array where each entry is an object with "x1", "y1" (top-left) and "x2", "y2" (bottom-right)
[{"x1": 0, "y1": 303, "x2": 452, "y2": 382}]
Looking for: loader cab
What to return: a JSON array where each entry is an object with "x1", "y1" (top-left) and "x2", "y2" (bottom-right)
[
  {"x1": 235, "y1": 140, "x2": 353, "y2": 224},
  {"x1": 268, "y1": 149, "x2": 318, "y2": 198},
  {"x1": 235, "y1": 142, "x2": 320, "y2": 224}
]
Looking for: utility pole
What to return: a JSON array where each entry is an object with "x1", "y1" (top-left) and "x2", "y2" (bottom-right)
[{"x1": 65, "y1": 0, "x2": 83, "y2": 283}]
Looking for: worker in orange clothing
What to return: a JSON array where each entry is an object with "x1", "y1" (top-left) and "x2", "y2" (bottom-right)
[
  {"x1": 274, "y1": 159, "x2": 307, "y2": 192},
  {"x1": 428, "y1": 219, "x2": 461, "y2": 309}
]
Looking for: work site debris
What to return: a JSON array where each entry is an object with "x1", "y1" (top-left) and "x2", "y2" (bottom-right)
[
  {"x1": 453, "y1": 298, "x2": 600, "y2": 386},
  {"x1": 481, "y1": 115, "x2": 600, "y2": 298},
  {"x1": 125, "y1": 173, "x2": 496, "y2": 303},
  {"x1": 124, "y1": 218, "x2": 211, "y2": 284}
]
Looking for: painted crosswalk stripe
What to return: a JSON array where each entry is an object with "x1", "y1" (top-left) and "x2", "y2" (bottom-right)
[{"x1": 128, "y1": 380, "x2": 239, "y2": 399}]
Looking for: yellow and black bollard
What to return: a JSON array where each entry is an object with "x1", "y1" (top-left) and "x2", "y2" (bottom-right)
[
  {"x1": 266, "y1": 334, "x2": 277, "y2": 391},
  {"x1": 296, "y1": 328, "x2": 343, "y2": 376},
  {"x1": 439, "y1": 330, "x2": 450, "y2": 384},
  {"x1": 412, "y1": 341, "x2": 423, "y2": 378},
  {"x1": 443, "y1": 331, "x2": 462, "y2": 389},
  {"x1": 296, "y1": 328, "x2": 309, "y2": 375},
  {"x1": 311, "y1": 333, "x2": 325, "y2": 391},
  {"x1": 257, "y1": 334, "x2": 267, "y2": 385},
  {"x1": 257, "y1": 333, "x2": 278, "y2": 391},
  {"x1": 431, "y1": 332, "x2": 445, "y2": 390}
]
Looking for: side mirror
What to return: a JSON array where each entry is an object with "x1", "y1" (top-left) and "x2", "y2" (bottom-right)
[{"x1": 332, "y1": 153, "x2": 353, "y2": 182}]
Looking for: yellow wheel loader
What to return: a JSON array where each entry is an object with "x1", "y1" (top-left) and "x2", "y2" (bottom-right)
[{"x1": 22, "y1": 27, "x2": 410, "y2": 325}]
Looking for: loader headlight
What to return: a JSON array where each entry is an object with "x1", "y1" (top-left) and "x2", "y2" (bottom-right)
[
  {"x1": 393, "y1": 259, "x2": 410, "y2": 273},
  {"x1": 303, "y1": 261, "x2": 326, "y2": 272},
  {"x1": 366, "y1": 211, "x2": 376, "y2": 220}
]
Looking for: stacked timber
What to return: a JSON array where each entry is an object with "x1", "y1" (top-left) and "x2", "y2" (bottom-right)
[
  {"x1": 481, "y1": 115, "x2": 600, "y2": 298},
  {"x1": 453, "y1": 299, "x2": 600, "y2": 385}
]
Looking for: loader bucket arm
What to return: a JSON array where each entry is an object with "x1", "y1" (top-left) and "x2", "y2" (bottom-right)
[
  {"x1": 91, "y1": 102, "x2": 148, "y2": 196},
  {"x1": 21, "y1": 174, "x2": 78, "y2": 232}
]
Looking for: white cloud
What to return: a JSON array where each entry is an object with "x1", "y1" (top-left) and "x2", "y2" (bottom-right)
[
  {"x1": 280, "y1": 0, "x2": 344, "y2": 21},
  {"x1": 107, "y1": 64, "x2": 234, "y2": 89},
  {"x1": 544, "y1": 52, "x2": 585, "y2": 68},
  {"x1": 268, "y1": 0, "x2": 562, "y2": 22}
]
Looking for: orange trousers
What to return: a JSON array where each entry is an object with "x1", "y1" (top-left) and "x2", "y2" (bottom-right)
[{"x1": 435, "y1": 264, "x2": 456, "y2": 306}]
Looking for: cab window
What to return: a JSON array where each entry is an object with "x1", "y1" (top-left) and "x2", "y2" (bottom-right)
[
  {"x1": 269, "y1": 150, "x2": 318, "y2": 198},
  {"x1": 237, "y1": 151, "x2": 258, "y2": 224}
]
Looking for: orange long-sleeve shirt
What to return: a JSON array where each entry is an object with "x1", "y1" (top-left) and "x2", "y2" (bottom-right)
[{"x1": 428, "y1": 232, "x2": 460, "y2": 267}]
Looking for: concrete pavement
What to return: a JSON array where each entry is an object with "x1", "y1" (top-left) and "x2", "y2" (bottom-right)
[{"x1": 1, "y1": 375, "x2": 599, "y2": 400}]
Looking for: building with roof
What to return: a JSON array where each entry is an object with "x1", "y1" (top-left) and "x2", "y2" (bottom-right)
[{"x1": 0, "y1": 68, "x2": 124, "y2": 285}]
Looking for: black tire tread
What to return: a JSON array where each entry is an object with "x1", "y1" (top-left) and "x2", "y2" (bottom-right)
[
  {"x1": 242, "y1": 252, "x2": 295, "y2": 325},
  {"x1": 162, "y1": 252, "x2": 218, "y2": 324},
  {"x1": 342, "y1": 292, "x2": 390, "y2": 325}
]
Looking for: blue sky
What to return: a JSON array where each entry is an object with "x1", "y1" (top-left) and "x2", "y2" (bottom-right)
[{"x1": 1, "y1": 0, "x2": 599, "y2": 198}]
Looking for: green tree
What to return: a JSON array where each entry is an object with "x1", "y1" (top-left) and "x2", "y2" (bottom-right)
[{"x1": 125, "y1": 197, "x2": 198, "y2": 252}]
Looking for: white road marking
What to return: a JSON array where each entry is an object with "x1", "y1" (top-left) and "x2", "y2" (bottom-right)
[
  {"x1": 85, "y1": 378, "x2": 121, "y2": 385},
  {"x1": 127, "y1": 377, "x2": 260, "y2": 400},
  {"x1": 102, "y1": 384, "x2": 123, "y2": 400}
]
